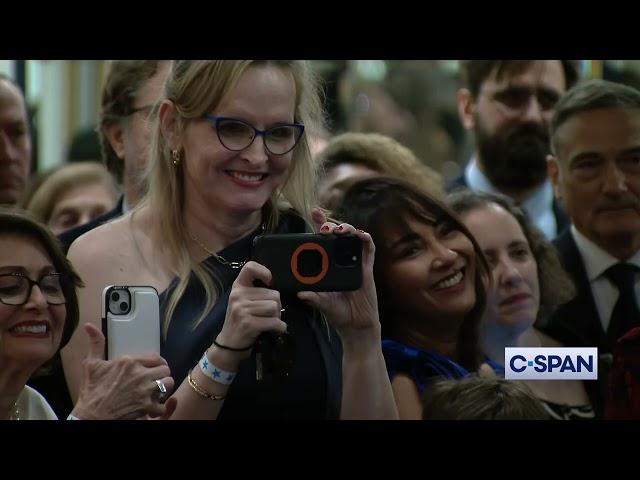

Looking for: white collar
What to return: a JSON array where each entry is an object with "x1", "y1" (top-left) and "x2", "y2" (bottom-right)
[
  {"x1": 571, "y1": 225, "x2": 640, "y2": 281},
  {"x1": 465, "y1": 157, "x2": 554, "y2": 218}
]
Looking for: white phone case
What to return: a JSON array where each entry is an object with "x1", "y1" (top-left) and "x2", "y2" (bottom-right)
[{"x1": 101, "y1": 285, "x2": 161, "y2": 360}]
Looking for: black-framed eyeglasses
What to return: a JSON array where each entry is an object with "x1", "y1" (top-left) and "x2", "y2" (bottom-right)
[
  {"x1": 484, "y1": 86, "x2": 561, "y2": 112},
  {"x1": 0, "y1": 273, "x2": 66, "y2": 306},
  {"x1": 203, "y1": 114, "x2": 305, "y2": 155}
]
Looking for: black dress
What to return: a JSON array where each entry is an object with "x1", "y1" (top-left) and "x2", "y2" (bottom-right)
[{"x1": 159, "y1": 212, "x2": 343, "y2": 419}]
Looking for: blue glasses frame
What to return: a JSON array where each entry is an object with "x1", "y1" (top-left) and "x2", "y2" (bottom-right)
[{"x1": 203, "y1": 114, "x2": 305, "y2": 155}]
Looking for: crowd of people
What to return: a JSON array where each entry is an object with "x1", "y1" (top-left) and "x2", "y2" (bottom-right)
[{"x1": 2, "y1": 60, "x2": 640, "y2": 420}]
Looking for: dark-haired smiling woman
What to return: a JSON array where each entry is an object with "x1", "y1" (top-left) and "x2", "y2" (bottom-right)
[{"x1": 334, "y1": 177, "x2": 492, "y2": 419}]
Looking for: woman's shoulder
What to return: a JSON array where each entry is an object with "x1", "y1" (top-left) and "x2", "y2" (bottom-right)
[
  {"x1": 68, "y1": 211, "x2": 137, "y2": 261},
  {"x1": 18, "y1": 386, "x2": 58, "y2": 420},
  {"x1": 382, "y1": 339, "x2": 470, "y2": 383},
  {"x1": 67, "y1": 208, "x2": 169, "y2": 288},
  {"x1": 67, "y1": 208, "x2": 157, "y2": 268},
  {"x1": 382, "y1": 339, "x2": 435, "y2": 363}
]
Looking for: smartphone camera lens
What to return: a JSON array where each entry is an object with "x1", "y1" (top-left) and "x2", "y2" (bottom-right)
[
  {"x1": 335, "y1": 236, "x2": 361, "y2": 267},
  {"x1": 111, "y1": 291, "x2": 120, "y2": 302},
  {"x1": 120, "y1": 301, "x2": 129, "y2": 312}
]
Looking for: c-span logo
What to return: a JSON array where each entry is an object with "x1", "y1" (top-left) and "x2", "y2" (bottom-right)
[{"x1": 505, "y1": 348, "x2": 598, "y2": 380}]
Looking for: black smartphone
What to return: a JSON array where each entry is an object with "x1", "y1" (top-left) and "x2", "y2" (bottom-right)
[{"x1": 251, "y1": 233, "x2": 362, "y2": 292}]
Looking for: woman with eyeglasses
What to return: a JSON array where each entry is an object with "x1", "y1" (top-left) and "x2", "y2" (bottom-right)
[
  {"x1": 61, "y1": 61, "x2": 397, "y2": 420},
  {"x1": 0, "y1": 209, "x2": 175, "y2": 420}
]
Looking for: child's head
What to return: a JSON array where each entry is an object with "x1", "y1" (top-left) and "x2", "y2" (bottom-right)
[{"x1": 422, "y1": 376, "x2": 549, "y2": 420}]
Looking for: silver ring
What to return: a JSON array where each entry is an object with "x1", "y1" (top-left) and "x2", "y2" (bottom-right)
[{"x1": 155, "y1": 379, "x2": 168, "y2": 400}]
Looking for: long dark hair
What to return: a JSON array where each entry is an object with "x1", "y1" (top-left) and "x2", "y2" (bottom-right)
[{"x1": 333, "y1": 177, "x2": 489, "y2": 372}]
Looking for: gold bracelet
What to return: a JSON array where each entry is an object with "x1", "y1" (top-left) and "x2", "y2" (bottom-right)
[{"x1": 187, "y1": 369, "x2": 226, "y2": 401}]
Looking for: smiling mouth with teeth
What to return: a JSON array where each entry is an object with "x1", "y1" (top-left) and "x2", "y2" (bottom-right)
[
  {"x1": 225, "y1": 170, "x2": 267, "y2": 182},
  {"x1": 433, "y1": 269, "x2": 465, "y2": 290},
  {"x1": 10, "y1": 324, "x2": 50, "y2": 335}
]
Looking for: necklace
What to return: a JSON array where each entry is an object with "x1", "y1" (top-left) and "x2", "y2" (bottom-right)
[
  {"x1": 8, "y1": 401, "x2": 19, "y2": 421},
  {"x1": 190, "y1": 233, "x2": 246, "y2": 269},
  {"x1": 189, "y1": 224, "x2": 265, "y2": 270}
]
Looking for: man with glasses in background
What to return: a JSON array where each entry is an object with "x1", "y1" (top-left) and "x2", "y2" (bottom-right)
[
  {"x1": 448, "y1": 60, "x2": 580, "y2": 239},
  {"x1": 59, "y1": 60, "x2": 171, "y2": 252}
]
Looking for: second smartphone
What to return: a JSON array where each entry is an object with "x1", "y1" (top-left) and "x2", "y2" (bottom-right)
[{"x1": 101, "y1": 285, "x2": 161, "y2": 360}]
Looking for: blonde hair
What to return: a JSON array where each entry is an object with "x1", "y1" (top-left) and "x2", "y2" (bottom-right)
[
  {"x1": 25, "y1": 161, "x2": 119, "y2": 224},
  {"x1": 142, "y1": 60, "x2": 324, "y2": 338},
  {"x1": 316, "y1": 132, "x2": 444, "y2": 201}
]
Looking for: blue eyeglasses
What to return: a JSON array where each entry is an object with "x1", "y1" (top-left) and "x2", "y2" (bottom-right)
[{"x1": 203, "y1": 114, "x2": 305, "y2": 155}]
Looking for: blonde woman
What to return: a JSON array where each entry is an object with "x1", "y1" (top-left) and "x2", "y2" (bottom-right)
[{"x1": 62, "y1": 61, "x2": 397, "y2": 420}]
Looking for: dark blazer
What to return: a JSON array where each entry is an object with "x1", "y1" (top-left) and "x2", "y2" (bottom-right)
[
  {"x1": 58, "y1": 195, "x2": 125, "y2": 253},
  {"x1": 446, "y1": 174, "x2": 570, "y2": 237},
  {"x1": 539, "y1": 228, "x2": 610, "y2": 418},
  {"x1": 541, "y1": 228, "x2": 608, "y2": 351}
]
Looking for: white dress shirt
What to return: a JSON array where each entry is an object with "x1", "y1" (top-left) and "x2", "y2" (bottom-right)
[{"x1": 465, "y1": 158, "x2": 558, "y2": 240}]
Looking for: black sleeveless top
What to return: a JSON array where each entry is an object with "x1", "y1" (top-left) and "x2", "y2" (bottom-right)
[{"x1": 159, "y1": 212, "x2": 342, "y2": 419}]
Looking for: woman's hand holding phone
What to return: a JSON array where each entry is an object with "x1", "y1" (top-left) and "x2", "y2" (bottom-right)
[{"x1": 297, "y1": 208, "x2": 382, "y2": 352}]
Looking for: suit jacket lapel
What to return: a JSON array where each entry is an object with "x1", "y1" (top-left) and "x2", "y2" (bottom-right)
[
  {"x1": 552, "y1": 198, "x2": 570, "y2": 236},
  {"x1": 546, "y1": 229, "x2": 607, "y2": 350}
]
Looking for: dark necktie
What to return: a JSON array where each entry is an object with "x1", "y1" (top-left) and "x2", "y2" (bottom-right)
[{"x1": 604, "y1": 263, "x2": 640, "y2": 347}]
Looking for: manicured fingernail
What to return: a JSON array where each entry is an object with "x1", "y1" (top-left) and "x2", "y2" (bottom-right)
[
  {"x1": 321, "y1": 225, "x2": 330, "y2": 232},
  {"x1": 337, "y1": 225, "x2": 344, "y2": 231}
]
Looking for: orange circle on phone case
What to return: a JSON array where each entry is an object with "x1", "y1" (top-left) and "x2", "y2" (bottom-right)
[{"x1": 290, "y1": 242, "x2": 329, "y2": 285}]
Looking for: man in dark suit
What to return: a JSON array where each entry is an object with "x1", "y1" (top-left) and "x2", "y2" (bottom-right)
[
  {"x1": 58, "y1": 60, "x2": 170, "y2": 253},
  {"x1": 543, "y1": 79, "x2": 640, "y2": 416},
  {"x1": 28, "y1": 61, "x2": 170, "y2": 419},
  {"x1": 449, "y1": 60, "x2": 580, "y2": 239}
]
